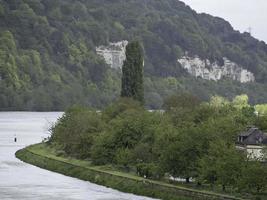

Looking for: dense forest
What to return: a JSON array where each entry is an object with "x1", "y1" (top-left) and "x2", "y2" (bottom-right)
[
  {"x1": 1, "y1": 0, "x2": 267, "y2": 110},
  {"x1": 49, "y1": 96, "x2": 267, "y2": 198}
]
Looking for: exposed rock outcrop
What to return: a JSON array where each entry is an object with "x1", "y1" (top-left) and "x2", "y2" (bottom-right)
[
  {"x1": 96, "y1": 41, "x2": 128, "y2": 69},
  {"x1": 178, "y1": 56, "x2": 255, "y2": 83}
]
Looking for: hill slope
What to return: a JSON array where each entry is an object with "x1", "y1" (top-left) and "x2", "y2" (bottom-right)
[{"x1": 1, "y1": 0, "x2": 267, "y2": 110}]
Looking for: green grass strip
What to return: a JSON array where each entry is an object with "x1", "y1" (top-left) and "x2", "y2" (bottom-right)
[{"x1": 15, "y1": 143, "x2": 246, "y2": 200}]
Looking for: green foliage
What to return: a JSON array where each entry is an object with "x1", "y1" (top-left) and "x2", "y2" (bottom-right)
[
  {"x1": 160, "y1": 127, "x2": 204, "y2": 181},
  {"x1": 50, "y1": 106, "x2": 104, "y2": 158},
  {"x1": 238, "y1": 161, "x2": 267, "y2": 193},
  {"x1": 115, "y1": 148, "x2": 134, "y2": 168},
  {"x1": 102, "y1": 98, "x2": 143, "y2": 122},
  {"x1": 1, "y1": 0, "x2": 267, "y2": 110},
  {"x1": 16, "y1": 144, "x2": 204, "y2": 200},
  {"x1": 136, "y1": 163, "x2": 163, "y2": 179},
  {"x1": 255, "y1": 104, "x2": 267, "y2": 115},
  {"x1": 256, "y1": 115, "x2": 267, "y2": 131},
  {"x1": 50, "y1": 95, "x2": 267, "y2": 197},
  {"x1": 209, "y1": 95, "x2": 230, "y2": 108},
  {"x1": 91, "y1": 131, "x2": 116, "y2": 165},
  {"x1": 163, "y1": 93, "x2": 202, "y2": 128},
  {"x1": 232, "y1": 94, "x2": 249, "y2": 109},
  {"x1": 0, "y1": 31, "x2": 21, "y2": 89},
  {"x1": 198, "y1": 140, "x2": 245, "y2": 190},
  {"x1": 163, "y1": 93, "x2": 200, "y2": 112},
  {"x1": 121, "y1": 41, "x2": 144, "y2": 104}
]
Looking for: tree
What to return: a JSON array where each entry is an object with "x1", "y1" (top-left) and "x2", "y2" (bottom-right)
[
  {"x1": 209, "y1": 95, "x2": 230, "y2": 108},
  {"x1": 121, "y1": 41, "x2": 144, "y2": 104},
  {"x1": 163, "y1": 93, "x2": 200, "y2": 112},
  {"x1": 255, "y1": 104, "x2": 267, "y2": 116},
  {"x1": 160, "y1": 128, "x2": 204, "y2": 183},
  {"x1": 198, "y1": 140, "x2": 244, "y2": 191},
  {"x1": 102, "y1": 97, "x2": 143, "y2": 122},
  {"x1": 238, "y1": 161, "x2": 267, "y2": 193},
  {"x1": 232, "y1": 94, "x2": 249, "y2": 109},
  {"x1": 50, "y1": 106, "x2": 104, "y2": 158},
  {"x1": 163, "y1": 93, "x2": 201, "y2": 128}
]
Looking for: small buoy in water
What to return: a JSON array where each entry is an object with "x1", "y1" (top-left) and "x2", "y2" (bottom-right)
[{"x1": 14, "y1": 136, "x2": 17, "y2": 143}]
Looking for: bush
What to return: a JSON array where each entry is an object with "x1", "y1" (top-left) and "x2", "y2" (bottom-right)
[
  {"x1": 50, "y1": 106, "x2": 104, "y2": 158},
  {"x1": 136, "y1": 163, "x2": 163, "y2": 179},
  {"x1": 102, "y1": 98, "x2": 143, "y2": 122},
  {"x1": 90, "y1": 132, "x2": 115, "y2": 165}
]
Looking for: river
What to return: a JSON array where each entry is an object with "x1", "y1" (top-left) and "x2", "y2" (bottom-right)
[{"x1": 0, "y1": 112, "x2": 157, "y2": 200}]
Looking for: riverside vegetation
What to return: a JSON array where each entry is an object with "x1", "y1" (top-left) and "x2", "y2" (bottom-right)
[
  {"x1": 21, "y1": 40, "x2": 267, "y2": 199},
  {"x1": 16, "y1": 142, "x2": 244, "y2": 200},
  {"x1": 47, "y1": 94, "x2": 267, "y2": 200},
  {"x1": 2, "y1": 0, "x2": 267, "y2": 110}
]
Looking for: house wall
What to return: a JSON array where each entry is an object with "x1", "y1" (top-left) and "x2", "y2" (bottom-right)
[{"x1": 246, "y1": 145, "x2": 264, "y2": 160}]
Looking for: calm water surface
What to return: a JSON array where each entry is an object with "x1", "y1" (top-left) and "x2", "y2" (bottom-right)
[{"x1": 0, "y1": 112, "x2": 157, "y2": 200}]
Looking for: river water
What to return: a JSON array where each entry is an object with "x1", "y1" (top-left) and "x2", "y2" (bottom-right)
[{"x1": 0, "y1": 112, "x2": 157, "y2": 200}]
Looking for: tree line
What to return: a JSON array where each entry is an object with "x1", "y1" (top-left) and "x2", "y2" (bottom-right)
[{"x1": 49, "y1": 94, "x2": 267, "y2": 198}]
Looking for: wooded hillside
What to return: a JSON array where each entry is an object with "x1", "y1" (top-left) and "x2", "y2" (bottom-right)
[{"x1": 1, "y1": 0, "x2": 267, "y2": 110}]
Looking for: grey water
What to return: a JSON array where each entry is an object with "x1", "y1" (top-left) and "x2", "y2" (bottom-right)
[{"x1": 0, "y1": 112, "x2": 157, "y2": 200}]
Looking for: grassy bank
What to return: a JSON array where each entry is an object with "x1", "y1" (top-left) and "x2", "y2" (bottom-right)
[{"x1": 15, "y1": 143, "x2": 245, "y2": 200}]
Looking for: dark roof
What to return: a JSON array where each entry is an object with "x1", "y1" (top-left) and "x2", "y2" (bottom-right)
[
  {"x1": 239, "y1": 127, "x2": 259, "y2": 137},
  {"x1": 238, "y1": 127, "x2": 267, "y2": 145}
]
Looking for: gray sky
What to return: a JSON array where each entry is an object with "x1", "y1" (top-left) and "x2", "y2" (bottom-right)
[{"x1": 182, "y1": 0, "x2": 267, "y2": 43}]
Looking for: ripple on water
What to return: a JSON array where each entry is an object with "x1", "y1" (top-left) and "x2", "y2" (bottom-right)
[{"x1": 1, "y1": 161, "x2": 26, "y2": 167}]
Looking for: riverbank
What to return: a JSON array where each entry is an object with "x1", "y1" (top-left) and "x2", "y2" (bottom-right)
[{"x1": 15, "y1": 143, "x2": 246, "y2": 200}]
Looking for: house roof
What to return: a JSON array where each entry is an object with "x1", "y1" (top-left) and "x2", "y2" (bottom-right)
[
  {"x1": 239, "y1": 127, "x2": 259, "y2": 137},
  {"x1": 238, "y1": 127, "x2": 267, "y2": 145}
]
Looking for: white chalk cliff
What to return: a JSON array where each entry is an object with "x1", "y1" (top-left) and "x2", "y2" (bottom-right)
[
  {"x1": 96, "y1": 42, "x2": 255, "y2": 83},
  {"x1": 96, "y1": 40, "x2": 128, "y2": 69},
  {"x1": 178, "y1": 56, "x2": 255, "y2": 83}
]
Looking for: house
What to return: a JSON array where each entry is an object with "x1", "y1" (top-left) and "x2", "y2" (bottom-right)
[{"x1": 236, "y1": 127, "x2": 267, "y2": 160}]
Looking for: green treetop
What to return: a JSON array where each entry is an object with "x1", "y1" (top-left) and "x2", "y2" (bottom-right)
[{"x1": 121, "y1": 41, "x2": 144, "y2": 104}]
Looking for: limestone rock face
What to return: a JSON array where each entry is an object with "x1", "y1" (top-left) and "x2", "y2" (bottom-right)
[
  {"x1": 96, "y1": 40, "x2": 128, "y2": 69},
  {"x1": 178, "y1": 56, "x2": 255, "y2": 83}
]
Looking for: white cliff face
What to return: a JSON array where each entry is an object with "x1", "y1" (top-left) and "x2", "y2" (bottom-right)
[
  {"x1": 178, "y1": 56, "x2": 255, "y2": 83},
  {"x1": 96, "y1": 40, "x2": 128, "y2": 69}
]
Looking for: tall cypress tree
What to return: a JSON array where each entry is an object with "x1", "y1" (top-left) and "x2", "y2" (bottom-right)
[{"x1": 121, "y1": 41, "x2": 144, "y2": 104}]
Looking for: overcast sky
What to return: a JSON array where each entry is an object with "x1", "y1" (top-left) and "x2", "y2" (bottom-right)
[{"x1": 182, "y1": 0, "x2": 267, "y2": 43}]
